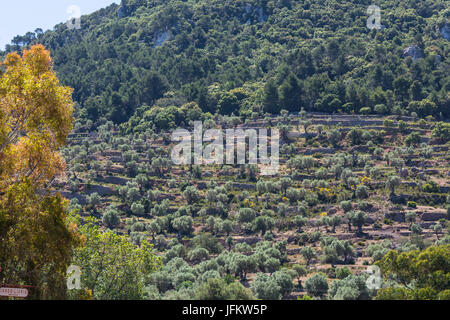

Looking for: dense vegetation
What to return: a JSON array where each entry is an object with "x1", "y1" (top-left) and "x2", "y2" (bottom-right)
[{"x1": 0, "y1": 45, "x2": 81, "y2": 299}]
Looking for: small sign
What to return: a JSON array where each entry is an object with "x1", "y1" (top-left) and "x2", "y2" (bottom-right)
[{"x1": 0, "y1": 287, "x2": 29, "y2": 298}]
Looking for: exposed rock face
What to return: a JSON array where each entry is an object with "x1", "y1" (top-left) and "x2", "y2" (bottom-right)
[
  {"x1": 385, "y1": 211, "x2": 405, "y2": 223},
  {"x1": 153, "y1": 30, "x2": 170, "y2": 47},
  {"x1": 440, "y1": 23, "x2": 450, "y2": 40},
  {"x1": 403, "y1": 46, "x2": 424, "y2": 61},
  {"x1": 435, "y1": 54, "x2": 442, "y2": 65},
  {"x1": 117, "y1": 6, "x2": 127, "y2": 19},
  {"x1": 242, "y1": 4, "x2": 267, "y2": 23}
]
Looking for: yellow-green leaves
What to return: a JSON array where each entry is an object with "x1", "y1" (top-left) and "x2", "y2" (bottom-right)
[
  {"x1": 375, "y1": 245, "x2": 450, "y2": 300},
  {"x1": 0, "y1": 44, "x2": 74, "y2": 191}
]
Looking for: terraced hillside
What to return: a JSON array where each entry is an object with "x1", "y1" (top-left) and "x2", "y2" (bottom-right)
[{"x1": 57, "y1": 112, "x2": 450, "y2": 299}]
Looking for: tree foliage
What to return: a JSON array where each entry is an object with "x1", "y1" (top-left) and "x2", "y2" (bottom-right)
[{"x1": 375, "y1": 245, "x2": 450, "y2": 300}]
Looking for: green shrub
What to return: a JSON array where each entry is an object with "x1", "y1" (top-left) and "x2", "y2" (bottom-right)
[
  {"x1": 359, "y1": 107, "x2": 372, "y2": 115},
  {"x1": 407, "y1": 201, "x2": 417, "y2": 208}
]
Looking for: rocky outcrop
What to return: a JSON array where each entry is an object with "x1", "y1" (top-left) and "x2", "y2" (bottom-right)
[{"x1": 435, "y1": 54, "x2": 442, "y2": 65}]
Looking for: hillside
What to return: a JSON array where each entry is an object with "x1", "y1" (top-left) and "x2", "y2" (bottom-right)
[
  {"x1": 1, "y1": 0, "x2": 449, "y2": 127},
  {"x1": 57, "y1": 109, "x2": 450, "y2": 300}
]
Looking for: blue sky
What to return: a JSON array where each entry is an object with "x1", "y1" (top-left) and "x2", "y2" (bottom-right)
[{"x1": 0, "y1": 1, "x2": 121, "y2": 50}]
